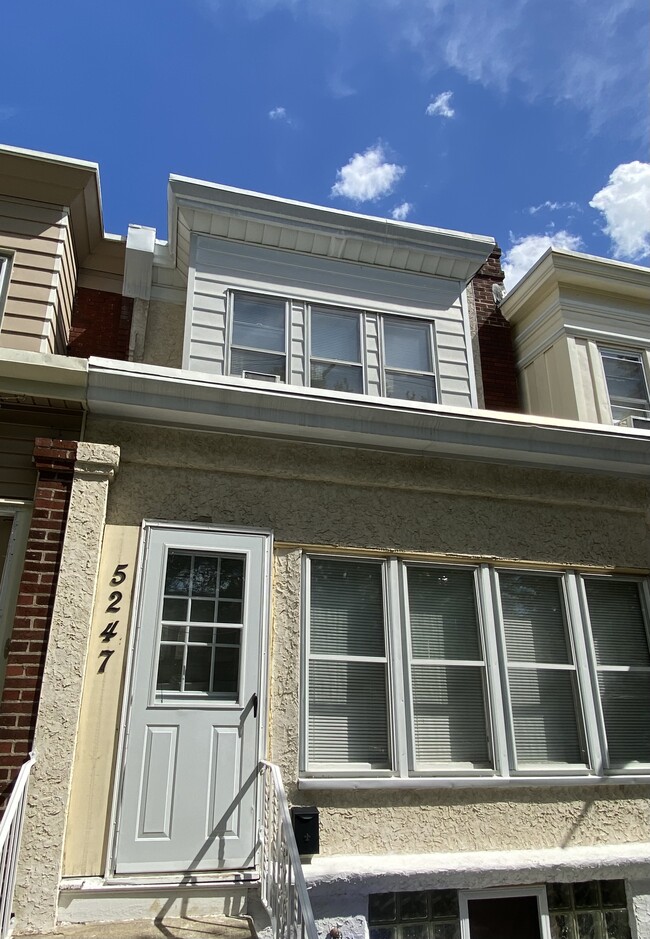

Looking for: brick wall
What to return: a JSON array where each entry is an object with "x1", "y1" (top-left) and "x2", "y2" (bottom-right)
[
  {"x1": 68, "y1": 287, "x2": 133, "y2": 360},
  {"x1": 471, "y1": 247, "x2": 520, "y2": 412},
  {"x1": 0, "y1": 439, "x2": 77, "y2": 804}
]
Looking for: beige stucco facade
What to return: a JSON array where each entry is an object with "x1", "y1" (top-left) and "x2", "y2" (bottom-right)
[{"x1": 57, "y1": 417, "x2": 650, "y2": 885}]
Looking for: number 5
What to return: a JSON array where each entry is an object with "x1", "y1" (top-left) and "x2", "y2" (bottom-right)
[{"x1": 110, "y1": 564, "x2": 128, "y2": 586}]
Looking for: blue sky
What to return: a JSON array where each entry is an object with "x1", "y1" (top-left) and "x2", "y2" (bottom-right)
[{"x1": 2, "y1": 0, "x2": 648, "y2": 289}]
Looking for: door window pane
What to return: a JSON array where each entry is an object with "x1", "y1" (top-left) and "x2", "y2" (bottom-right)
[{"x1": 156, "y1": 550, "x2": 245, "y2": 696}]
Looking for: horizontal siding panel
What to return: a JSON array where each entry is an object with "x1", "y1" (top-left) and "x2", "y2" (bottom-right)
[
  {"x1": 440, "y1": 389, "x2": 473, "y2": 408},
  {"x1": 0, "y1": 233, "x2": 64, "y2": 256},
  {"x1": 437, "y1": 347, "x2": 469, "y2": 365},
  {"x1": 0, "y1": 198, "x2": 66, "y2": 225},
  {"x1": 195, "y1": 237, "x2": 464, "y2": 314},
  {"x1": 0, "y1": 215, "x2": 66, "y2": 241}
]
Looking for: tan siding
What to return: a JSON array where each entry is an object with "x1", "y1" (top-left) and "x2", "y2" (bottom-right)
[
  {"x1": 0, "y1": 410, "x2": 82, "y2": 500},
  {"x1": 0, "y1": 198, "x2": 73, "y2": 353}
]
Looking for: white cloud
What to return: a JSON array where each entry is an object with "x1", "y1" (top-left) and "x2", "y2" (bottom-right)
[
  {"x1": 331, "y1": 144, "x2": 405, "y2": 203},
  {"x1": 391, "y1": 202, "x2": 412, "y2": 221},
  {"x1": 589, "y1": 161, "x2": 650, "y2": 260},
  {"x1": 528, "y1": 200, "x2": 580, "y2": 215},
  {"x1": 268, "y1": 106, "x2": 288, "y2": 121},
  {"x1": 426, "y1": 91, "x2": 455, "y2": 118},
  {"x1": 502, "y1": 231, "x2": 582, "y2": 292}
]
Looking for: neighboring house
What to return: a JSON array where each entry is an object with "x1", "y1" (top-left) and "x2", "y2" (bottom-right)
[{"x1": 1, "y1": 146, "x2": 650, "y2": 939}]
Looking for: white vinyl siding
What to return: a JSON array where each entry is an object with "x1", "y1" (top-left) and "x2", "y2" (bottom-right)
[
  {"x1": 303, "y1": 559, "x2": 650, "y2": 780},
  {"x1": 187, "y1": 235, "x2": 474, "y2": 407}
]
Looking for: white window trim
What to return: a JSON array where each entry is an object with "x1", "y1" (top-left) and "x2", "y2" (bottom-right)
[
  {"x1": 458, "y1": 886, "x2": 552, "y2": 939},
  {"x1": 0, "y1": 250, "x2": 14, "y2": 327},
  {"x1": 599, "y1": 345, "x2": 650, "y2": 423},
  {"x1": 300, "y1": 554, "x2": 650, "y2": 787},
  {"x1": 227, "y1": 291, "x2": 290, "y2": 383},
  {"x1": 223, "y1": 289, "x2": 441, "y2": 404},
  {"x1": 0, "y1": 500, "x2": 32, "y2": 692}
]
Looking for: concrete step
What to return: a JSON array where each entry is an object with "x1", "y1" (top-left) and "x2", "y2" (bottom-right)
[{"x1": 14, "y1": 914, "x2": 255, "y2": 939}]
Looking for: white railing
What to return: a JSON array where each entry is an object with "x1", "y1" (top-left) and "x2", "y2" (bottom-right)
[
  {"x1": 258, "y1": 760, "x2": 318, "y2": 939},
  {"x1": 0, "y1": 754, "x2": 35, "y2": 939}
]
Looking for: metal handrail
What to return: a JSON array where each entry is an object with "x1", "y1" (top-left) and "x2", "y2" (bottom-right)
[
  {"x1": 258, "y1": 760, "x2": 318, "y2": 939},
  {"x1": 0, "y1": 753, "x2": 35, "y2": 938}
]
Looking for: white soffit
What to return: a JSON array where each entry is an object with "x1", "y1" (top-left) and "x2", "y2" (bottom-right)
[
  {"x1": 168, "y1": 176, "x2": 495, "y2": 283},
  {"x1": 87, "y1": 357, "x2": 650, "y2": 479}
]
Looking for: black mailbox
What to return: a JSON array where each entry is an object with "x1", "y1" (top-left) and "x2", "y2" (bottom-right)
[{"x1": 290, "y1": 806, "x2": 319, "y2": 856}]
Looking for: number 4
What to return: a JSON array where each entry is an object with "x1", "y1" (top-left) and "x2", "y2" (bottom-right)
[{"x1": 100, "y1": 621, "x2": 118, "y2": 642}]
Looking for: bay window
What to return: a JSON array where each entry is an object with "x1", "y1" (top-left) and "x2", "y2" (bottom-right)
[{"x1": 302, "y1": 556, "x2": 650, "y2": 781}]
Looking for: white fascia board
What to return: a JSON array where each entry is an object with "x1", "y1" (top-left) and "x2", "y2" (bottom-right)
[
  {"x1": 86, "y1": 357, "x2": 650, "y2": 478},
  {"x1": 167, "y1": 176, "x2": 494, "y2": 279},
  {"x1": 303, "y1": 842, "x2": 650, "y2": 892},
  {"x1": 0, "y1": 348, "x2": 88, "y2": 401}
]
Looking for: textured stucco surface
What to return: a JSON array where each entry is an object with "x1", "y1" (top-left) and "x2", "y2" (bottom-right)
[
  {"x1": 81, "y1": 419, "x2": 650, "y2": 863},
  {"x1": 14, "y1": 443, "x2": 119, "y2": 934},
  {"x1": 142, "y1": 299, "x2": 185, "y2": 369},
  {"x1": 628, "y1": 880, "x2": 650, "y2": 939}
]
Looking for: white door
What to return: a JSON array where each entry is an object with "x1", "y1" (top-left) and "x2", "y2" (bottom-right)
[{"x1": 114, "y1": 525, "x2": 270, "y2": 874}]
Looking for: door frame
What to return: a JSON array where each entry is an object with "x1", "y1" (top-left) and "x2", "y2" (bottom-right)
[
  {"x1": 0, "y1": 500, "x2": 31, "y2": 694},
  {"x1": 106, "y1": 520, "x2": 273, "y2": 880},
  {"x1": 459, "y1": 885, "x2": 552, "y2": 939}
]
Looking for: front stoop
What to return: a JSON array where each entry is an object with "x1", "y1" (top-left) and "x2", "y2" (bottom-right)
[{"x1": 13, "y1": 914, "x2": 255, "y2": 939}]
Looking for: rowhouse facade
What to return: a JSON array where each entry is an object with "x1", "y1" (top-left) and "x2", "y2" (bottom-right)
[{"x1": 1, "y1": 146, "x2": 649, "y2": 939}]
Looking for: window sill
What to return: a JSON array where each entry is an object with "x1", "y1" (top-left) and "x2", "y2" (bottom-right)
[{"x1": 297, "y1": 774, "x2": 650, "y2": 791}]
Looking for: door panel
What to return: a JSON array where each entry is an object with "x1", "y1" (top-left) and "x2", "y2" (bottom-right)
[{"x1": 115, "y1": 526, "x2": 270, "y2": 874}]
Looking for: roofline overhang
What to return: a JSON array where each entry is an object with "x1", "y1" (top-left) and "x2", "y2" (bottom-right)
[
  {"x1": 0, "y1": 144, "x2": 111, "y2": 263},
  {"x1": 167, "y1": 176, "x2": 495, "y2": 281},
  {"x1": 502, "y1": 248, "x2": 650, "y2": 325},
  {"x1": 86, "y1": 357, "x2": 650, "y2": 479},
  {"x1": 0, "y1": 348, "x2": 88, "y2": 402}
]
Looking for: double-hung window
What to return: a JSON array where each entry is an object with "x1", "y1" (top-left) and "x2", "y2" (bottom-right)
[
  {"x1": 310, "y1": 308, "x2": 364, "y2": 394},
  {"x1": 383, "y1": 319, "x2": 436, "y2": 403},
  {"x1": 600, "y1": 348, "x2": 650, "y2": 422},
  {"x1": 229, "y1": 293, "x2": 287, "y2": 381},
  {"x1": 302, "y1": 556, "x2": 650, "y2": 781}
]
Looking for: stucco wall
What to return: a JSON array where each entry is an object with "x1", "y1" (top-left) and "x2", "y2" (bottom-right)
[
  {"x1": 75, "y1": 418, "x2": 650, "y2": 866},
  {"x1": 142, "y1": 298, "x2": 185, "y2": 369}
]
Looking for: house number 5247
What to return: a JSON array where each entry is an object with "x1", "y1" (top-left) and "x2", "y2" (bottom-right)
[{"x1": 98, "y1": 564, "x2": 129, "y2": 673}]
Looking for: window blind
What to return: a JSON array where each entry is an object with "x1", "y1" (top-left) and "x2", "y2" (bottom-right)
[
  {"x1": 308, "y1": 558, "x2": 389, "y2": 767},
  {"x1": 406, "y1": 567, "x2": 491, "y2": 768},
  {"x1": 584, "y1": 578, "x2": 650, "y2": 765},
  {"x1": 499, "y1": 572, "x2": 585, "y2": 766}
]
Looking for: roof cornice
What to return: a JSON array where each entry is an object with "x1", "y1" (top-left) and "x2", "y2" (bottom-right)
[
  {"x1": 502, "y1": 248, "x2": 650, "y2": 325},
  {"x1": 168, "y1": 176, "x2": 495, "y2": 282},
  {"x1": 0, "y1": 145, "x2": 107, "y2": 263}
]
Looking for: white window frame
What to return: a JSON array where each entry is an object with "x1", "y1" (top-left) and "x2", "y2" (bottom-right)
[
  {"x1": 301, "y1": 555, "x2": 650, "y2": 785},
  {"x1": 0, "y1": 250, "x2": 14, "y2": 327},
  {"x1": 0, "y1": 500, "x2": 32, "y2": 693},
  {"x1": 599, "y1": 346, "x2": 650, "y2": 423},
  {"x1": 459, "y1": 886, "x2": 552, "y2": 939},
  {"x1": 379, "y1": 316, "x2": 437, "y2": 403},
  {"x1": 227, "y1": 291, "x2": 289, "y2": 383}
]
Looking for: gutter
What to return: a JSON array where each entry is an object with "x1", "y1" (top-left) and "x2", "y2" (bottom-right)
[{"x1": 87, "y1": 357, "x2": 650, "y2": 479}]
